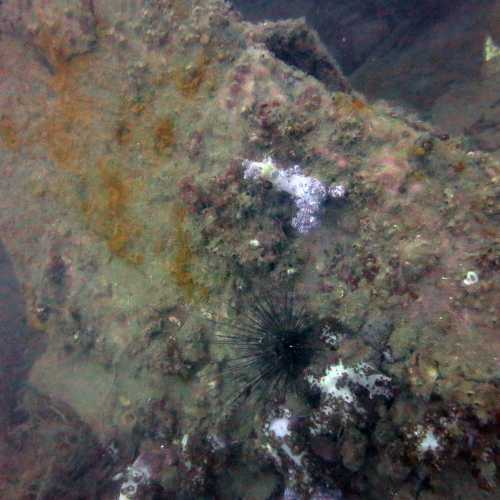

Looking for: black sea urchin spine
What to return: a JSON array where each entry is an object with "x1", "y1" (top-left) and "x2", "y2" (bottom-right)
[{"x1": 216, "y1": 291, "x2": 316, "y2": 405}]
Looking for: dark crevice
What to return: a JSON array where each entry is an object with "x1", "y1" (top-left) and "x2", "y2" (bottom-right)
[{"x1": 254, "y1": 18, "x2": 351, "y2": 92}]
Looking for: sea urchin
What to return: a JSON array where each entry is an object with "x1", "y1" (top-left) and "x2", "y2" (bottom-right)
[{"x1": 216, "y1": 290, "x2": 316, "y2": 405}]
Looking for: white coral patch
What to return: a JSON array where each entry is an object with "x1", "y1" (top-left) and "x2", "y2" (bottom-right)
[
  {"x1": 414, "y1": 425, "x2": 441, "y2": 457},
  {"x1": 269, "y1": 417, "x2": 291, "y2": 439},
  {"x1": 242, "y1": 157, "x2": 329, "y2": 233},
  {"x1": 308, "y1": 361, "x2": 392, "y2": 412},
  {"x1": 116, "y1": 456, "x2": 152, "y2": 499},
  {"x1": 419, "y1": 430, "x2": 440, "y2": 453}
]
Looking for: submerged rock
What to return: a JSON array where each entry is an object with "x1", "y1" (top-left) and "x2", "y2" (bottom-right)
[{"x1": 0, "y1": 0, "x2": 498, "y2": 498}]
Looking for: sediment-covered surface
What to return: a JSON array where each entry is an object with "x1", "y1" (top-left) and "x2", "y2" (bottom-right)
[{"x1": 0, "y1": 1, "x2": 498, "y2": 498}]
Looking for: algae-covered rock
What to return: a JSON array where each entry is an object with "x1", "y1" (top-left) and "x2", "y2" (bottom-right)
[
  {"x1": 0, "y1": 0, "x2": 97, "y2": 68},
  {"x1": 0, "y1": 0, "x2": 499, "y2": 498},
  {"x1": 389, "y1": 323, "x2": 421, "y2": 361},
  {"x1": 398, "y1": 237, "x2": 439, "y2": 282},
  {"x1": 340, "y1": 427, "x2": 367, "y2": 472}
]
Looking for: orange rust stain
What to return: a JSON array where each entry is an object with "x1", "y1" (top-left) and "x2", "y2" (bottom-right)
[
  {"x1": 37, "y1": 55, "x2": 101, "y2": 175},
  {"x1": 0, "y1": 116, "x2": 20, "y2": 151},
  {"x1": 168, "y1": 205, "x2": 208, "y2": 302},
  {"x1": 100, "y1": 163, "x2": 128, "y2": 216},
  {"x1": 171, "y1": 0, "x2": 190, "y2": 22},
  {"x1": 18, "y1": 45, "x2": 153, "y2": 266},
  {"x1": 175, "y1": 52, "x2": 210, "y2": 98},
  {"x1": 82, "y1": 160, "x2": 144, "y2": 266},
  {"x1": 410, "y1": 170, "x2": 426, "y2": 182},
  {"x1": 33, "y1": 23, "x2": 74, "y2": 70},
  {"x1": 411, "y1": 145, "x2": 427, "y2": 157},
  {"x1": 154, "y1": 117, "x2": 176, "y2": 154},
  {"x1": 351, "y1": 98, "x2": 368, "y2": 112},
  {"x1": 478, "y1": 225, "x2": 497, "y2": 238},
  {"x1": 49, "y1": 52, "x2": 93, "y2": 95},
  {"x1": 43, "y1": 97, "x2": 96, "y2": 174},
  {"x1": 130, "y1": 101, "x2": 146, "y2": 115},
  {"x1": 154, "y1": 238, "x2": 167, "y2": 256}
]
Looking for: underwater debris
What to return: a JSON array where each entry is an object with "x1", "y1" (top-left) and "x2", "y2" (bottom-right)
[{"x1": 242, "y1": 157, "x2": 346, "y2": 233}]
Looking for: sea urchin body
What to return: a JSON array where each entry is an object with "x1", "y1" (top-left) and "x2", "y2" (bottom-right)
[{"x1": 217, "y1": 291, "x2": 316, "y2": 405}]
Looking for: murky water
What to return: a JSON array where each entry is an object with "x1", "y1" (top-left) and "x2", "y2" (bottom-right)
[{"x1": 0, "y1": 1, "x2": 499, "y2": 499}]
